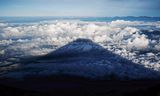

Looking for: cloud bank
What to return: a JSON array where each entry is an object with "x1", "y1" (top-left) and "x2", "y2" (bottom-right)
[{"x1": 0, "y1": 20, "x2": 160, "y2": 79}]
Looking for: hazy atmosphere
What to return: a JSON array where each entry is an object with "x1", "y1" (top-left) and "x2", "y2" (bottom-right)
[{"x1": 0, "y1": 0, "x2": 160, "y2": 16}]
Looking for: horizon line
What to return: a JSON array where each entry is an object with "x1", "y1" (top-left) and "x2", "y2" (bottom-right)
[{"x1": 0, "y1": 16, "x2": 160, "y2": 18}]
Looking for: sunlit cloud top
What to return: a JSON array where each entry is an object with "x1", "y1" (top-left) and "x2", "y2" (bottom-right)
[{"x1": 0, "y1": 0, "x2": 160, "y2": 16}]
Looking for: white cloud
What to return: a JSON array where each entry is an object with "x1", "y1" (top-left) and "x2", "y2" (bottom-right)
[
  {"x1": 0, "y1": 20, "x2": 160, "y2": 76},
  {"x1": 0, "y1": 23, "x2": 8, "y2": 27}
]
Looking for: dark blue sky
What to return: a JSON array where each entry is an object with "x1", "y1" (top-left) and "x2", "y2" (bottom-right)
[{"x1": 0, "y1": 0, "x2": 160, "y2": 16}]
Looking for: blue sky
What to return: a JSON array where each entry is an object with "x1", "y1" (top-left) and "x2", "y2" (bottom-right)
[{"x1": 0, "y1": 0, "x2": 160, "y2": 17}]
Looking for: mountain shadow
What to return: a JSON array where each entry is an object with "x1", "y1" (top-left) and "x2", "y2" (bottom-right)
[
  {"x1": 0, "y1": 38, "x2": 160, "y2": 96},
  {"x1": 27, "y1": 38, "x2": 160, "y2": 80}
]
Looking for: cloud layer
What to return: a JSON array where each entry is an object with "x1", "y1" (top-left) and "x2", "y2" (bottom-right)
[{"x1": 0, "y1": 20, "x2": 160, "y2": 79}]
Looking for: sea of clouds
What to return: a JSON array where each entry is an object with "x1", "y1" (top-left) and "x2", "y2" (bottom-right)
[{"x1": 0, "y1": 20, "x2": 160, "y2": 78}]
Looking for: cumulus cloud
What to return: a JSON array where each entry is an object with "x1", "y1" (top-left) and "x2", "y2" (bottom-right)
[
  {"x1": 110, "y1": 20, "x2": 142, "y2": 27},
  {"x1": 0, "y1": 23, "x2": 8, "y2": 27},
  {"x1": 0, "y1": 20, "x2": 160, "y2": 72},
  {"x1": 127, "y1": 35, "x2": 149, "y2": 50}
]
